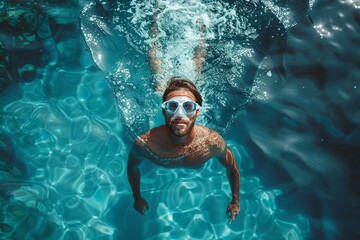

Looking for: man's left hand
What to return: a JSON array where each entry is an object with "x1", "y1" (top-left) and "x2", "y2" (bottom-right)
[{"x1": 226, "y1": 201, "x2": 240, "y2": 223}]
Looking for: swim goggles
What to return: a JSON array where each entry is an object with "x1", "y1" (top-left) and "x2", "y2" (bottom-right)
[{"x1": 162, "y1": 100, "x2": 201, "y2": 115}]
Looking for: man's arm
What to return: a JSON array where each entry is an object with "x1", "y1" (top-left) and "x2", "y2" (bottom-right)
[
  {"x1": 218, "y1": 146, "x2": 240, "y2": 223},
  {"x1": 127, "y1": 145, "x2": 149, "y2": 215}
]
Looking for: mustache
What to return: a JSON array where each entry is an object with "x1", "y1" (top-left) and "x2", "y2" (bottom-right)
[{"x1": 170, "y1": 119, "x2": 189, "y2": 124}]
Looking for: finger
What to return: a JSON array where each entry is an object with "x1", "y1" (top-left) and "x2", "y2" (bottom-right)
[
  {"x1": 226, "y1": 209, "x2": 233, "y2": 222},
  {"x1": 138, "y1": 208, "x2": 146, "y2": 215},
  {"x1": 232, "y1": 213, "x2": 238, "y2": 222},
  {"x1": 226, "y1": 209, "x2": 231, "y2": 216},
  {"x1": 227, "y1": 209, "x2": 238, "y2": 224},
  {"x1": 229, "y1": 214, "x2": 235, "y2": 223},
  {"x1": 143, "y1": 205, "x2": 150, "y2": 216}
]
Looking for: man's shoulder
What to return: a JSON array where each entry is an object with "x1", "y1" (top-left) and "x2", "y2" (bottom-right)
[
  {"x1": 195, "y1": 125, "x2": 226, "y2": 155},
  {"x1": 196, "y1": 125, "x2": 223, "y2": 138},
  {"x1": 133, "y1": 125, "x2": 166, "y2": 146}
]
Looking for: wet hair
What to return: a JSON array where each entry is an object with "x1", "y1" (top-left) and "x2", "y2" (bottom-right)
[{"x1": 162, "y1": 77, "x2": 203, "y2": 106}]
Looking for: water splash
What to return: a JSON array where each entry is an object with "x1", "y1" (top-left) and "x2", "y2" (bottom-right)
[{"x1": 81, "y1": 0, "x2": 315, "y2": 137}]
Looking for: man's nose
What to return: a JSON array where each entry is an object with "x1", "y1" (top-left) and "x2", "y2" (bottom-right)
[{"x1": 173, "y1": 106, "x2": 187, "y2": 119}]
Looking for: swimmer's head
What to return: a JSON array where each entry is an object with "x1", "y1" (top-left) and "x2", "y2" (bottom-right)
[
  {"x1": 162, "y1": 77, "x2": 202, "y2": 137},
  {"x1": 162, "y1": 77, "x2": 203, "y2": 106}
]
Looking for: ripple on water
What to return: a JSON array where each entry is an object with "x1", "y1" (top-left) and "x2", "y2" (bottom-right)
[
  {"x1": 2, "y1": 0, "x2": 357, "y2": 239},
  {"x1": 163, "y1": 179, "x2": 207, "y2": 212},
  {"x1": 87, "y1": 217, "x2": 115, "y2": 236}
]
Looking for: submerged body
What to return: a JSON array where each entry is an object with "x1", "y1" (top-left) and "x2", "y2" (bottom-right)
[{"x1": 127, "y1": 79, "x2": 240, "y2": 223}]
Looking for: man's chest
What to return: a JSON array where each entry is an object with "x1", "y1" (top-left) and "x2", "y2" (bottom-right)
[{"x1": 143, "y1": 142, "x2": 213, "y2": 168}]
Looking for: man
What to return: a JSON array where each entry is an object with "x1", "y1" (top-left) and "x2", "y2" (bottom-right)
[{"x1": 127, "y1": 77, "x2": 240, "y2": 223}]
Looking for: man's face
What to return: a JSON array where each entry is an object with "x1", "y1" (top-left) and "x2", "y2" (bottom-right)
[{"x1": 163, "y1": 89, "x2": 200, "y2": 137}]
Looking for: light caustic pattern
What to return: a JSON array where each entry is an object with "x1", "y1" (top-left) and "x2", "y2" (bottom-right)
[
  {"x1": 0, "y1": 74, "x2": 126, "y2": 239},
  {"x1": 122, "y1": 142, "x2": 310, "y2": 240},
  {"x1": 1, "y1": 0, "x2": 341, "y2": 239}
]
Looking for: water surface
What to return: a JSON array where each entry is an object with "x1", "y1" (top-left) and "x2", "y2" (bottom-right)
[{"x1": 0, "y1": 0, "x2": 359, "y2": 239}]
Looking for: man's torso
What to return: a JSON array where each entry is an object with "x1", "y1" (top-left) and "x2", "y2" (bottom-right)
[{"x1": 134, "y1": 125, "x2": 226, "y2": 168}]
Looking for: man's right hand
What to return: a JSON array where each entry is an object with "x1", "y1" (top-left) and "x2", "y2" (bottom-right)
[{"x1": 134, "y1": 197, "x2": 150, "y2": 215}]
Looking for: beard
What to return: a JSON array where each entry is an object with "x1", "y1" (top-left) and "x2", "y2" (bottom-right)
[{"x1": 166, "y1": 118, "x2": 195, "y2": 137}]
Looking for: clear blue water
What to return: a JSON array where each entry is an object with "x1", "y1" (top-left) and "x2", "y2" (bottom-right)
[{"x1": 1, "y1": 0, "x2": 359, "y2": 239}]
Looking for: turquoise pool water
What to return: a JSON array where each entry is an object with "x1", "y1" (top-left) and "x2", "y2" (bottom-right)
[{"x1": 1, "y1": 0, "x2": 359, "y2": 239}]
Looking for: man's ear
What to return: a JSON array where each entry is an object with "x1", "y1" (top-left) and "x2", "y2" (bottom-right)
[{"x1": 195, "y1": 109, "x2": 200, "y2": 117}]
